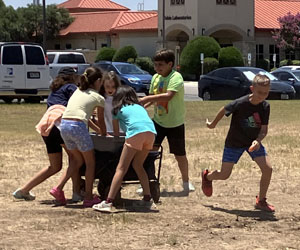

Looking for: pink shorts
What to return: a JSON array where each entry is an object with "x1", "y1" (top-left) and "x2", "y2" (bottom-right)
[{"x1": 125, "y1": 132, "x2": 155, "y2": 151}]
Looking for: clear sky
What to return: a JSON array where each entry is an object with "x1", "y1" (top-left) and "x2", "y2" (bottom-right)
[{"x1": 3, "y1": 0, "x2": 157, "y2": 10}]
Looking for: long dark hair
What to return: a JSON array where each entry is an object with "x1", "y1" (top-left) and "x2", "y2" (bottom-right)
[
  {"x1": 79, "y1": 66, "x2": 103, "y2": 90},
  {"x1": 50, "y1": 75, "x2": 76, "y2": 92},
  {"x1": 112, "y1": 85, "x2": 140, "y2": 115},
  {"x1": 99, "y1": 71, "x2": 121, "y2": 97}
]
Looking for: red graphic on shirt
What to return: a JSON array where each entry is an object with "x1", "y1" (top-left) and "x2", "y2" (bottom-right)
[{"x1": 253, "y1": 112, "x2": 261, "y2": 127}]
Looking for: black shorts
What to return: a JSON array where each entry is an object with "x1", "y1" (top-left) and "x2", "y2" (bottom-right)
[
  {"x1": 42, "y1": 126, "x2": 64, "y2": 154},
  {"x1": 153, "y1": 121, "x2": 186, "y2": 156}
]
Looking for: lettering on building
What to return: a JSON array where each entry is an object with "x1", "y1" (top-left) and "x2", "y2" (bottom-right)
[
  {"x1": 170, "y1": 0, "x2": 185, "y2": 5},
  {"x1": 165, "y1": 15, "x2": 191, "y2": 20},
  {"x1": 216, "y1": 0, "x2": 236, "y2": 5}
]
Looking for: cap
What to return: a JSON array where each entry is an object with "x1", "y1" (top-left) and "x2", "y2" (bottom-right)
[{"x1": 58, "y1": 67, "x2": 77, "y2": 76}]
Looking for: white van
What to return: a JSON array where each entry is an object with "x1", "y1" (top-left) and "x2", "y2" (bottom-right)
[{"x1": 0, "y1": 42, "x2": 50, "y2": 103}]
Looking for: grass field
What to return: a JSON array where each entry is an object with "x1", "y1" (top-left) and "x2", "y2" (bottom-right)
[{"x1": 1, "y1": 100, "x2": 300, "y2": 249}]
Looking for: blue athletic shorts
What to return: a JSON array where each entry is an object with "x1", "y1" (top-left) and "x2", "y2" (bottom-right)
[
  {"x1": 60, "y1": 119, "x2": 94, "y2": 152},
  {"x1": 222, "y1": 145, "x2": 267, "y2": 164}
]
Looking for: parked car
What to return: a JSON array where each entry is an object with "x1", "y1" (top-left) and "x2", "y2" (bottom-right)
[
  {"x1": 271, "y1": 69, "x2": 300, "y2": 98},
  {"x1": 277, "y1": 65, "x2": 300, "y2": 71},
  {"x1": 0, "y1": 42, "x2": 50, "y2": 103},
  {"x1": 47, "y1": 51, "x2": 90, "y2": 80},
  {"x1": 93, "y1": 61, "x2": 152, "y2": 94},
  {"x1": 198, "y1": 67, "x2": 296, "y2": 100}
]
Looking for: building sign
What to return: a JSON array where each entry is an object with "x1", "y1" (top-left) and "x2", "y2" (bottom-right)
[
  {"x1": 165, "y1": 15, "x2": 191, "y2": 20},
  {"x1": 171, "y1": 0, "x2": 185, "y2": 5},
  {"x1": 216, "y1": 0, "x2": 236, "y2": 5}
]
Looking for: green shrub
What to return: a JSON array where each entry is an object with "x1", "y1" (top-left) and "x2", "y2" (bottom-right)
[
  {"x1": 279, "y1": 59, "x2": 288, "y2": 67},
  {"x1": 113, "y1": 45, "x2": 138, "y2": 62},
  {"x1": 180, "y1": 36, "x2": 221, "y2": 76},
  {"x1": 270, "y1": 67, "x2": 277, "y2": 72},
  {"x1": 203, "y1": 57, "x2": 219, "y2": 74},
  {"x1": 127, "y1": 58, "x2": 135, "y2": 64},
  {"x1": 218, "y1": 46, "x2": 244, "y2": 68},
  {"x1": 256, "y1": 59, "x2": 270, "y2": 71},
  {"x1": 292, "y1": 60, "x2": 300, "y2": 65},
  {"x1": 135, "y1": 57, "x2": 155, "y2": 75},
  {"x1": 95, "y1": 47, "x2": 116, "y2": 62}
]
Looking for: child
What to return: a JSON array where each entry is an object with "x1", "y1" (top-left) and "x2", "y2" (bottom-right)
[
  {"x1": 50, "y1": 66, "x2": 107, "y2": 207},
  {"x1": 13, "y1": 67, "x2": 81, "y2": 201},
  {"x1": 93, "y1": 85, "x2": 156, "y2": 212},
  {"x1": 202, "y1": 74, "x2": 275, "y2": 212},
  {"x1": 99, "y1": 71, "x2": 121, "y2": 133},
  {"x1": 139, "y1": 49, "x2": 195, "y2": 194}
]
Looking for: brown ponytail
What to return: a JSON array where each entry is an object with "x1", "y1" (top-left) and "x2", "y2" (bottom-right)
[{"x1": 79, "y1": 67, "x2": 103, "y2": 90}]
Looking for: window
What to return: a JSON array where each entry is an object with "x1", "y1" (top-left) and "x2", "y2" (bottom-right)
[
  {"x1": 227, "y1": 69, "x2": 242, "y2": 80},
  {"x1": 25, "y1": 46, "x2": 45, "y2": 65},
  {"x1": 256, "y1": 44, "x2": 264, "y2": 62},
  {"x1": 2, "y1": 45, "x2": 23, "y2": 65},
  {"x1": 278, "y1": 72, "x2": 293, "y2": 81},
  {"x1": 101, "y1": 44, "x2": 107, "y2": 48},
  {"x1": 57, "y1": 54, "x2": 85, "y2": 64},
  {"x1": 211, "y1": 69, "x2": 228, "y2": 79},
  {"x1": 47, "y1": 54, "x2": 55, "y2": 64},
  {"x1": 65, "y1": 43, "x2": 72, "y2": 49},
  {"x1": 54, "y1": 44, "x2": 60, "y2": 50}
]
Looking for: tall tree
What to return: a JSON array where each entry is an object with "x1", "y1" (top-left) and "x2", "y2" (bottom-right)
[{"x1": 272, "y1": 12, "x2": 300, "y2": 52}]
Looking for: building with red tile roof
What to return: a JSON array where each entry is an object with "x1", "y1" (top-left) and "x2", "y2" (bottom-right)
[
  {"x1": 58, "y1": 0, "x2": 129, "y2": 13},
  {"x1": 48, "y1": 0, "x2": 158, "y2": 58}
]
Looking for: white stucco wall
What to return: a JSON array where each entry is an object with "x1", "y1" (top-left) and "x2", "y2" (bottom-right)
[{"x1": 118, "y1": 32, "x2": 158, "y2": 57}]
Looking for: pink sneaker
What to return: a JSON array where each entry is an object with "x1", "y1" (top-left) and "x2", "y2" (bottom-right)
[
  {"x1": 255, "y1": 196, "x2": 275, "y2": 212},
  {"x1": 83, "y1": 195, "x2": 101, "y2": 208},
  {"x1": 50, "y1": 187, "x2": 66, "y2": 205}
]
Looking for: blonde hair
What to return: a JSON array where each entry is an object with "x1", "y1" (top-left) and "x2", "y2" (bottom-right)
[{"x1": 252, "y1": 74, "x2": 270, "y2": 87}]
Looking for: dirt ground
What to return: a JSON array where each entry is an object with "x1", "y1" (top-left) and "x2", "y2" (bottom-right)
[{"x1": 1, "y1": 102, "x2": 300, "y2": 249}]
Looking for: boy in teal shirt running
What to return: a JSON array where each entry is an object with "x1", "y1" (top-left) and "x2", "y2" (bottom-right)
[{"x1": 140, "y1": 49, "x2": 194, "y2": 194}]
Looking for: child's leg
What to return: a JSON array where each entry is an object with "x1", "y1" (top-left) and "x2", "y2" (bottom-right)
[
  {"x1": 206, "y1": 162, "x2": 235, "y2": 181},
  {"x1": 56, "y1": 149, "x2": 84, "y2": 191},
  {"x1": 132, "y1": 149, "x2": 151, "y2": 197},
  {"x1": 174, "y1": 155, "x2": 189, "y2": 182},
  {"x1": 107, "y1": 144, "x2": 137, "y2": 200},
  {"x1": 21, "y1": 152, "x2": 63, "y2": 193},
  {"x1": 80, "y1": 149, "x2": 96, "y2": 200},
  {"x1": 254, "y1": 155, "x2": 272, "y2": 199}
]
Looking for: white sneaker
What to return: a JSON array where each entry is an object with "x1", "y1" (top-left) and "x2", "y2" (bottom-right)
[
  {"x1": 72, "y1": 192, "x2": 84, "y2": 202},
  {"x1": 136, "y1": 186, "x2": 143, "y2": 196},
  {"x1": 183, "y1": 181, "x2": 195, "y2": 192},
  {"x1": 13, "y1": 188, "x2": 35, "y2": 201},
  {"x1": 93, "y1": 200, "x2": 112, "y2": 212}
]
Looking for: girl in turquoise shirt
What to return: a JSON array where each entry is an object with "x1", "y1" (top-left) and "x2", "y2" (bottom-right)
[{"x1": 93, "y1": 85, "x2": 156, "y2": 212}]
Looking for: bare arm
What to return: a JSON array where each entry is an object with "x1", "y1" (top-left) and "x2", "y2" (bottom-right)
[
  {"x1": 139, "y1": 91, "x2": 176, "y2": 105},
  {"x1": 206, "y1": 106, "x2": 226, "y2": 129},
  {"x1": 112, "y1": 119, "x2": 120, "y2": 137},
  {"x1": 96, "y1": 106, "x2": 107, "y2": 136},
  {"x1": 249, "y1": 125, "x2": 268, "y2": 152}
]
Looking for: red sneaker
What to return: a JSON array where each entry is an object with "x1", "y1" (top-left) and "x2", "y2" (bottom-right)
[
  {"x1": 255, "y1": 196, "x2": 275, "y2": 212},
  {"x1": 201, "y1": 169, "x2": 213, "y2": 197},
  {"x1": 50, "y1": 187, "x2": 66, "y2": 205}
]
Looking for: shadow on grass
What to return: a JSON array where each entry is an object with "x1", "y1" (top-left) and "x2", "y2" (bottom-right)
[
  {"x1": 160, "y1": 189, "x2": 189, "y2": 197},
  {"x1": 204, "y1": 205, "x2": 278, "y2": 221},
  {"x1": 40, "y1": 198, "x2": 159, "y2": 213}
]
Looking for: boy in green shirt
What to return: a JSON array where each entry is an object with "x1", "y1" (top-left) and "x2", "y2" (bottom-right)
[{"x1": 140, "y1": 49, "x2": 194, "y2": 194}]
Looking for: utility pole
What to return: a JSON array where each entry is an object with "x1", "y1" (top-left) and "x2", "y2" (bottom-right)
[
  {"x1": 42, "y1": 0, "x2": 47, "y2": 51},
  {"x1": 162, "y1": 0, "x2": 166, "y2": 48}
]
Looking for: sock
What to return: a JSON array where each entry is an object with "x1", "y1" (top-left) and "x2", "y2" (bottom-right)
[
  {"x1": 106, "y1": 198, "x2": 114, "y2": 204},
  {"x1": 143, "y1": 195, "x2": 151, "y2": 202}
]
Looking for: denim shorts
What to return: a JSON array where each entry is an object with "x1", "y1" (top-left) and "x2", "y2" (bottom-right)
[
  {"x1": 222, "y1": 144, "x2": 267, "y2": 164},
  {"x1": 60, "y1": 119, "x2": 94, "y2": 152}
]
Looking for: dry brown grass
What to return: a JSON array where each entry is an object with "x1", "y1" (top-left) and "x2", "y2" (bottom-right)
[{"x1": 1, "y1": 101, "x2": 300, "y2": 250}]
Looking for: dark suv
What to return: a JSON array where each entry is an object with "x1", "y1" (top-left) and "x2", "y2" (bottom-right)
[{"x1": 94, "y1": 61, "x2": 152, "y2": 94}]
